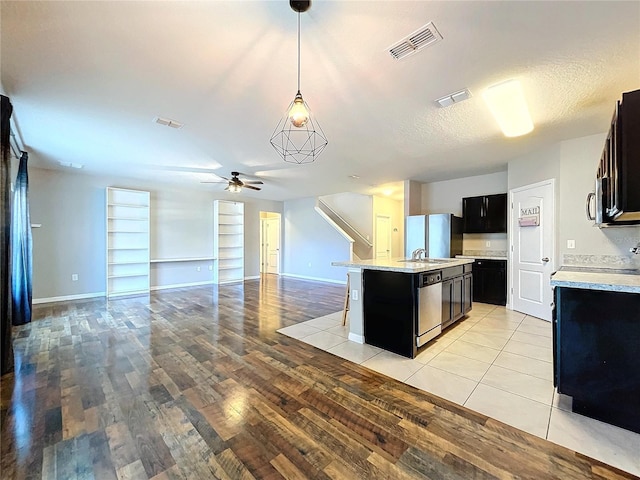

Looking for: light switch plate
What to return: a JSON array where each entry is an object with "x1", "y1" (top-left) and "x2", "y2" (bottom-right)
[
  {"x1": 351, "y1": 289, "x2": 359, "y2": 301},
  {"x1": 567, "y1": 239, "x2": 575, "y2": 249}
]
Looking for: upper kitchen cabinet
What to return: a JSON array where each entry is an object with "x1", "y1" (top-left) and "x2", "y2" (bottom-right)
[
  {"x1": 462, "y1": 193, "x2": 507, "y2": 233},
  {"x1": 595, "y1": 89, "x2": 640, "y2": 225}
]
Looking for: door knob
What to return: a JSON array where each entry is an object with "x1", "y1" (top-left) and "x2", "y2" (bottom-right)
[{"x1": 542, "y1": 257, "x2": 550, "y2": 262}]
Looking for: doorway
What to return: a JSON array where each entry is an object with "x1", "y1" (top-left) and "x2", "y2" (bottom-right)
[
  {"x1": 510, "y1": 179, "x2": 555, "y2": 321},
  {"x1": 260, "y1": 212, "x2": 281, "y2": 275},
  {"x1": 375, "y1": 214, "x2": 392, "y2": 259}
]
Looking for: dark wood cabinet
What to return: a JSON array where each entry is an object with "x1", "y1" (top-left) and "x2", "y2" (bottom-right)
[
  {"x1": 463, "y1": 193, "x2": 507, "y2": 233},
  {"x1": 603, "y1": 89, "x2": 640, "y2": 222},
  {"x1": 472, "y1": 259, "x2": 506, "y2": 306},
  {"x1": 363, "y1": 270, "x2": 417, "y2": 358},
  {"x1": 442, "y1": 279, "x2": 453, "y2": 328},
  {"x1": 463, "y1": 273, "x2": 472, "y2": 314},
  {"x1": 442, "y1": 265, "x2": 472, "y2": 329},
  {"x1": 554, "y1": 286, "x2": 640, "y2": 434}
]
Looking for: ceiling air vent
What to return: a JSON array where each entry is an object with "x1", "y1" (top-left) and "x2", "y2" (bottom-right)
[
  {"x1": 153, "y1": 116, "x2": 184, "y2": 129},
  {"x1": 435, "y1": 88, "x2": 472, "y2": 108},
  {"x1": 388, "y1": 22, "x2": 443, "y2": 60}
]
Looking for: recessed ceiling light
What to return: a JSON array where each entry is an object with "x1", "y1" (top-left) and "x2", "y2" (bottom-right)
[
  {"x1": 349, "y1": 175, "x2": 360, "y2": 179},
  {"x1": 482, "y1": 80, "x2": 533, "y2": 137},
  {"x1": 58, "y1": 161, "x2": 84, "y2": 169}
]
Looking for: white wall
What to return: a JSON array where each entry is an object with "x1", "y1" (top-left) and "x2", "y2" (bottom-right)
[
  {"x1": 504, "y1": 132, "x2": 640, "y2": 268},
  {"x1": 421, "y1": 171, "x2": 508, "y2": 216},
  {"x1": 507, "y1": 143, "x2": 561, "y2": 191},
  {"x1": 420, "y1": 171, "x2": 509, "y2": 254},
  {"x1": 29, "y1": 167, "x2": 283, "y2": 300},
  {"x1": 283, "y1": 197, "x2": 350, "y2": 283},
  {"x1": 320, "y1": 192, "x2": 373, "y2": 242},
  {"x1": 404, "y1": 180, "x2": 422, "y2": 216},
  {"x1": 558, "y1": 133, "x2": 640, "y2": 265}
]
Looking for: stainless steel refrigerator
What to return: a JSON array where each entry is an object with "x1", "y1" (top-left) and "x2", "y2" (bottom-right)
[{"x1": 405, "y1": 214, "x2": 463, "y2": 258}]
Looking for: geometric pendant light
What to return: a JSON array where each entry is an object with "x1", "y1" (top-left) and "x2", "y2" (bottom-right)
[{"x1": 270, "y1": 0, "x2": 328, "y2": 164}]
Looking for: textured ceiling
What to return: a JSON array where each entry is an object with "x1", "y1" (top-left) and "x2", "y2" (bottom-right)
[{"x1": 2, "y1": 1, "x2": 639, "y2": 201}]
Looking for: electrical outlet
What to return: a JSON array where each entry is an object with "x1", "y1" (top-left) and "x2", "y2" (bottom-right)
[
  {"x1": 71, "y1": 274, "x2": 78, "y2": 281},
  {"x1": 351, "y1": 289, "x2": 358, "y2": 301},
  {"x1": 208, "y1": 265, "x2": 213, "y2": 271},
  {"x1": 567, "y1": 239, "x2": 576, "y2": 249},
  {"x1": 486, "y1": 241, "x2": 491, "y2": 247},
  {"x1": 196, "y1": 266, "x2": 201, "y2": 272}
]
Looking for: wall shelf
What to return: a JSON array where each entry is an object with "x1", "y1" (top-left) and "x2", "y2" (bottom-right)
[
  {"x1": 150, "y1": 257, "x2": 216, "y2": 263},
  {"x1": 213, "y1": 200, "x2": 244, "y2": 284},
  {"x1": 106, "y1": 187, "x2": 150, "y2": 297}
]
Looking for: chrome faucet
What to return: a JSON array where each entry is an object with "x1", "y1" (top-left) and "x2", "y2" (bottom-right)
[{"x1": 411, "y1": 248, "x2": 426, "y2": 260}]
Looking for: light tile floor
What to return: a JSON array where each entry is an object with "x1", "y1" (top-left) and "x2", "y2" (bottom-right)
[{"x1": 278, "y1": 303, "x2": 640, "y2": 477}]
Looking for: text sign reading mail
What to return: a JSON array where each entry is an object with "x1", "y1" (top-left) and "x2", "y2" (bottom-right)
[{"x1": 519, "y1": 206, "x2": 540, "y2": 227}]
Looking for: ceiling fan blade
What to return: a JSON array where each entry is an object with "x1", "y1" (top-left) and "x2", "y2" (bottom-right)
[
  {"x1": 243, "y1": 184, "x2": 261, "y2": 191},
  {"x1": 201, "y1": 181, "x2": 227, "y2": 184},
  {"x1": 242, "y1": 180, "x2": 264, "y2": 185},
  {"x1": 224, "y1": 185, "x2": 230, "y2": 191}
]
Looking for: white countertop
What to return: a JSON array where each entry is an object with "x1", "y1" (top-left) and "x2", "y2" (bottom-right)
[
  {"x1": 332, "y1": 257, "x2": 474, "y2": 273},
  {"x1": 551, "y1": 268, "x2": 640, "y2": 294},
  {"x1": 457, "y1": 255, "x2": 508, "y2": 261}
]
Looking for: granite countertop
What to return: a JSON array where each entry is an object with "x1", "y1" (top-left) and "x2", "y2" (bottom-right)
[
  {"x1": 332, "y1": 257, "x2": 474, "y2": 273},
  {"x1": 456, "y1": 255, "x2": 508, "y2": 261},
  {"x1": 551, "y1": 266, "x2": 640, "y2": 294}
]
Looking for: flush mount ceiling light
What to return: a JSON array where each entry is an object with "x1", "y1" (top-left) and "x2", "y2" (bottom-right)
[
  {"x1": 482, "y1": 79, "x2": 534, "y2": 137},
  {"x1": 270, "y1": 0, "x2": 328, "y2": 164}
]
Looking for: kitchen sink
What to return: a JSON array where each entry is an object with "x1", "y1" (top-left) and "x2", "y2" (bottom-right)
[{"x1": 397, "y1": 258, "x2": 452, "y2": 264}]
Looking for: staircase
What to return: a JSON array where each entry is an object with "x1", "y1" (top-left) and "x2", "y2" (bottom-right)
[{"x1": 315, "y1": 198, "x2": 373, "y2": 260}]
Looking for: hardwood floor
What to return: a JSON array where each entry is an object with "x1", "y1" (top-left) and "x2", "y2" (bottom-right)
[{"x1": 1, "y1": 276, "x2": 637, "y2": 479}]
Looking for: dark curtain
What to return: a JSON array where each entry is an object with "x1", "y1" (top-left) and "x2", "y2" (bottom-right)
[
  {"x1": 11, "y1": 151, "x2": 32, "y2": 325},
  {"x1": 1, "y1": 94, "x2": 14, "y2": 375}
]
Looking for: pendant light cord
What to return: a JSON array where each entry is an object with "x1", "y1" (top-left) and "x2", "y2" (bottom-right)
[{"x1": 297, "y1": 10, "x2": 301, "y2": 93}]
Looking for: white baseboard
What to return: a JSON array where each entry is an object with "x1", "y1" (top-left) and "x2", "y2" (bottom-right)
[
  {"x1": 348, "y1": 332, "x2": 365, "y2": 344},
  {"x1": 33, "y1": 291, "x2": 105, "y2": 304},
  {"x1": 244, "y1": 275, "x2": 261, "y2": 281},
  {"x1": 281, "y1": 273, "x2": 348, "y2": 285},
  {"x1": 151, "y1": 281, "x2": 214, "y2": 291}
]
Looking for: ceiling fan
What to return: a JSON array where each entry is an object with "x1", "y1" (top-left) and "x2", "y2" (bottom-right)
[{"x1": 201, "y1": 171, "x2": 263, "y2": 193}]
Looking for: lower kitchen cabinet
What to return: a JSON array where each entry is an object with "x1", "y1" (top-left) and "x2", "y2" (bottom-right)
[
  {"x1": 554, "y1": 286, "x2": 640, "y2": 434},
  {"x1": 463, "y1": 273, "x2": 472, "y2": 314},
  {"x1": 363, "y1": 270, "x2": 417, "y2": 358},
  {"x1": 472, "y1": 259, "x2": 506, "y2": 305},
  {"x1": 442, "y1": 265, "x2": 472, "y2": 329}
]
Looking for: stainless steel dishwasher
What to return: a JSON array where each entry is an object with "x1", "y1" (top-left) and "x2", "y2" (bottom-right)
[{"x1": 416, "y1": 271, "x2": 443, "y2": 347}]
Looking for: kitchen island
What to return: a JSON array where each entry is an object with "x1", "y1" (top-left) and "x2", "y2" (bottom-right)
[
  {"x1": 551, "y1": 267, "x2": 640, "y2": 434},
  {"x1": 332, "y1": 257, "x2": 474, "y2": 358}
]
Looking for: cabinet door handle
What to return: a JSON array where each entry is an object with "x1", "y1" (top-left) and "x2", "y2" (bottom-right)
[{"x1": 542, "y1": 257, "x2": 550, "y2": 262}]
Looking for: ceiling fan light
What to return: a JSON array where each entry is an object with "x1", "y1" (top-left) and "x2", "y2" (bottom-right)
[
  {"x1": 289, "y1": 93, "x2": 309, "y2": 128},
  {"x1": 482, "y1": 79, "x2": 534, "y2": 137},
  {"x1": 228, "y1": 183, "x2": 241, "y2": 193}
]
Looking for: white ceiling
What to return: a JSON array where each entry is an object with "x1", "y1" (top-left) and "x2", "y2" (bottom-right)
[{"x1": 2, "y1": 1, "x2": 639, "y2": 201}]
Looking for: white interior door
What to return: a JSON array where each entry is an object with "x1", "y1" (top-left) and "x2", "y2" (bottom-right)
[
  {"x1": 375, "y1": 215, "x2": 392, "y2": 259},
  {"x1": 265, "y1": 217, "x2": 280, "y2": 274},
  {"x1": 510, "y1": 180, "x2": 555, "y2": 321}
]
